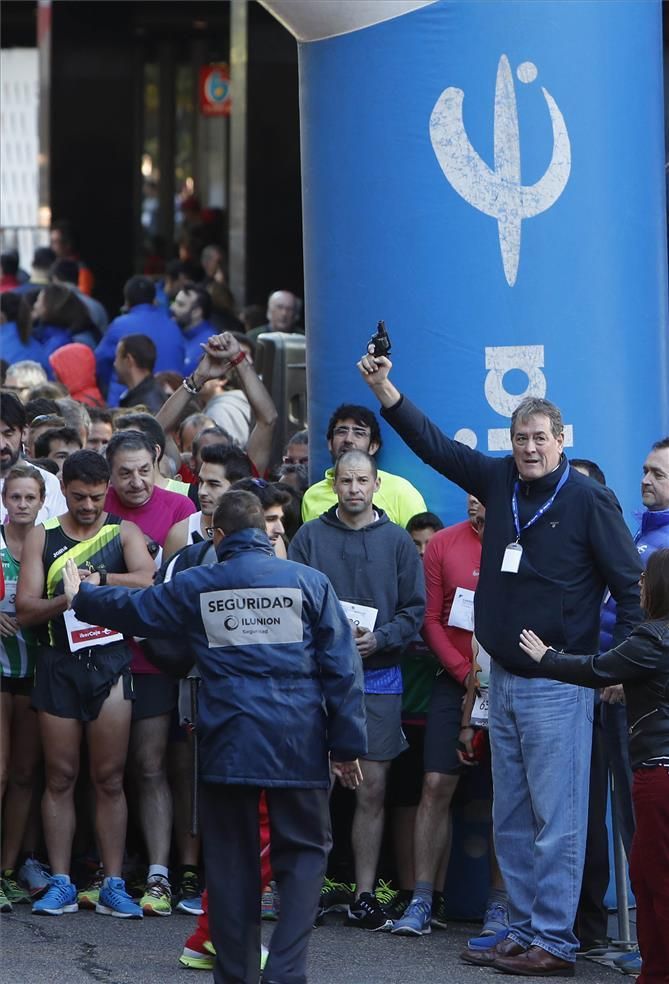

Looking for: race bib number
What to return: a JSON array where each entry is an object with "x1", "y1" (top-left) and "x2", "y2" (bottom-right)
[
  {"x1": 340, "y1": 600, "x2": 378, "y2": 633},
  {"x1": 200, "y1": 587, "x2": 303, "y2": 648},
  {"x1": 471, "y1": 688, "x2": 489, "y2": 729},
  {"x1": 0, "y1": 579, "x2": 17, "y2": 615},
  {"x1": 448, "y1": 587, "x2": 475, "y2": 631},
  {"x1": 63, "y1": 609, "x2": 124, "y2": 653}
]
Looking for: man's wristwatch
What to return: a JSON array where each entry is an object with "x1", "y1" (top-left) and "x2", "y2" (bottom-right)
[{"x1": 97, "y1": 566, "x2": 108, "y2": 586}]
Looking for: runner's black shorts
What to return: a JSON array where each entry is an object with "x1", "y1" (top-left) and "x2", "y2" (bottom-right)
[
  {"x1": 423, "y1": 670, "x2": 466, "y2": 776},
  {"x1": 387, "y1": 723, "x2": 426, "y2": 807},
  {"x1": 32, "y1": 644, "x2": 133, "y2": 722},
  {"x1": 0, "y1": 675, "x2": 33, "y2": 697},
  {"x1": 131, "y1": 672, "x2": 178, "y2": 722}
]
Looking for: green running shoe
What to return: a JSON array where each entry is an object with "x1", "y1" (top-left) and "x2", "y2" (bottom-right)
[
  {"x1": 78, "y1": 866, "x2": 104, "y2": 910},
  {"x1": 140, "y1": 875, "x2": 172, "y2": 916},
  {"x1": 1, "y1": 869, "x2": 31, "y2": 905}
]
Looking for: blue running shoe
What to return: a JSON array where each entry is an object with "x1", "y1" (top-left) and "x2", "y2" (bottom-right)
[
  {"x1": 614, "y1": 950, "x2": 642, "y2": 976},
  {"x1": 96, "y1": 877, "x2": 143, "y2": 918},
  {"x1": 467, "y1": 927, "x2": 509, "y2": 950},
  {"x1": 391, "y1": 897, "x2": 432, "y2": 936},
  {"x1": 32, "y1": 875, "x2": 78, "y2": 915}
]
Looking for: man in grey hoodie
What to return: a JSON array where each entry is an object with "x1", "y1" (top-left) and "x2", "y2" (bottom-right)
[{"x1": 289, "y1": 449, "x2": 425, "y2": 931}]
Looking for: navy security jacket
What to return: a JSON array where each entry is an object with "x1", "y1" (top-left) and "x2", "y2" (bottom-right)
[
  {"x1": 381, "y1": 396, "x2": 643, "y2": 674},
  {"x1": 73, "y1": 528, "x2": 367, "y2": 786}
]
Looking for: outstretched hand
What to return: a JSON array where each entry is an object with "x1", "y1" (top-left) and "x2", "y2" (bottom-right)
[
  {"x1": 519, "y1": 629, "x2": 548, "y2": 662},
  {"x1": 63, "y1": 558, "x2": 83, "y2": 609}
]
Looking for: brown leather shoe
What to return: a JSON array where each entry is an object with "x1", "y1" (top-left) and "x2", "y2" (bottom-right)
[
  {"x1": 494, "y1": 944, "x2": 575, "y2": 977},
  {"x1": 460, "y1": 937, "x2": 526, "y2": 967}
]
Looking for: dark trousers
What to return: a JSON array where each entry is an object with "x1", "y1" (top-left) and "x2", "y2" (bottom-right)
[
  {"x1": 630, "y1": 767, "x2": 669, "y2": 983},
  {"x1": 576, "y1": 715, "x2": 610, "y2": 944},
  {"x1": 199, "y1": 783, "x2": 331, "y2": 984}
]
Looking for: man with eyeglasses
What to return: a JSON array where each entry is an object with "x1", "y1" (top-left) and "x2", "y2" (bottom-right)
[
  {"x1": 301, "y1": 404, "x2": 426, "y2": 527},
  {"x1": 281, "y1": 430, "x2": 308, "y2": 467}
]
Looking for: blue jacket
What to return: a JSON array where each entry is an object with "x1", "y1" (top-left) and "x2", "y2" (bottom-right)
[
  {"x1": 600, "y1": 507, "x2": 669, "y2": 650},
  {"x1": 73, "y1": 528, "x2": 367, "y2": 786},
  {"x1": 95, "y1": 303, "x2": 185, "y2": 406},
  {"x1": 1, "y1": 321, "x2": 46, "y2": 366},
  {"x1": 182, "y1": 319, "x2": 217, "y2": 375},
  {"x1": 382, "y1": 396, "x2": 642, "y2": 674}
]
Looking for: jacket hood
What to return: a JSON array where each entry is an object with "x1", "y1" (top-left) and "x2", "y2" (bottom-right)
[
  {"x1": 215, "y1": 527, "x2": 275, "y2": 561},
  {"x1": 49, "y1": 342, "x2": 97, "y2": 390},
  {"x1": 317, "y1": 505, "x2": 390, "y2": 562}
]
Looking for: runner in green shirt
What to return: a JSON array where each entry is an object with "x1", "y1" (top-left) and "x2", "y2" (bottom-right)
[{"x1": 0, "y1": 464, "x2": 45, "y2": 912}]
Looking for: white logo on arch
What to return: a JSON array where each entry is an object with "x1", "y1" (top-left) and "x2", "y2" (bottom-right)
[{"x1": 429, "y1": 54, "x2": 571, "y2": 286}]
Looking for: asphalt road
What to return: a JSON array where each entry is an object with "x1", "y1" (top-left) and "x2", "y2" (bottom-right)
[{"x1": 1, "y1": 906, "x2": 626, "y2": 983}]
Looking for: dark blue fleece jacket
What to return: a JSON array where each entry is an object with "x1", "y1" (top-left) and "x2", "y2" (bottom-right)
[{"x1": 381, "y1": 395, "x2": 642, "y2": 674}]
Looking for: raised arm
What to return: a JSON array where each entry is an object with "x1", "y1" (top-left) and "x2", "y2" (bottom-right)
[
  {"x1": 202, "y1": 333, "x2": 278, "y2": 476},
  {"x1": 358, "y1": 352, "x2": 496, "y2": 502}
]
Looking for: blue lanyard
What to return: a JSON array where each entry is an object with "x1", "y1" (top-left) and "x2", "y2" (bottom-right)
[{"x1": 511, "y1": 463, "x2": 570, "y2": 541}]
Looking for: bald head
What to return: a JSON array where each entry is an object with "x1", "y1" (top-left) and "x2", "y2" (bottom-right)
[{"x1": 267, "y1": 291, "x2": 297, "y2": 332}]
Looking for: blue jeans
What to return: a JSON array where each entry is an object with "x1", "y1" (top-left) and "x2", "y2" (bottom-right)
[{"x1": 489, "y1": 661, "x2": 593, "y2": 962}]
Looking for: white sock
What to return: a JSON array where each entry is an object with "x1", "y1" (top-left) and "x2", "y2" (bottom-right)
[{"x1": 148, "y1": 864, "x2": 169, "y2": 881}]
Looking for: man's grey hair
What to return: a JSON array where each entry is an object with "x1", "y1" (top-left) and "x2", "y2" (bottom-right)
[
  {"x1": 510, "y1": 397, "x2": 563, "y2": 439},
  {"x1": 56, "y1": 397, "x2": 92, "y2": 438}
]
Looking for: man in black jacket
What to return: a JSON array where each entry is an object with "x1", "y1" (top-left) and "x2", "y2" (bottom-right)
[
  {"x1": 357, "y1": 353, "x2": 642, "y2": 976},
  {"x1": 290, "y1": 450, "x2": 425, "y2": 931}
]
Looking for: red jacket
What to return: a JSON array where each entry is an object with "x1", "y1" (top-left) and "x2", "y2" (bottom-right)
[{"x1": 49, "y1": 343, "x2": 105, "y2": 407}]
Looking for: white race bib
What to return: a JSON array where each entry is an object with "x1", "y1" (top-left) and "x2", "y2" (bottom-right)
[
  {"x1": 448, "y1": 587, "x2": 475, "y2": 631},
  {"x1": 63, "y1": 609, "x2": 124, "y2": 653},
  {"x1": 471, "y1": 688, "x2": 489, "y2": 728},
  {"x1": 340, "y1": 600, "x2": 378, "y2": 633},
  {"x1": 0, "y1": 579, "x2": 17, "y2": 615}
]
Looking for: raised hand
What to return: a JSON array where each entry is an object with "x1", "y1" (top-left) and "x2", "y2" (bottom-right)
[{"x1": 62, "y1": 558, "x2": 83, "y2": 609}]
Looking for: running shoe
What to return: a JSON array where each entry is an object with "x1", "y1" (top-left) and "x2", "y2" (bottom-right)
[
  {"x1": 383, "y1": 889, "x2": 412, "y2": 920},
  {"x1": 374, "y1": 878, "x2": 398, "y2": 908},
  {"x1": 0, "y1": 884, "x2": 12, "y2": 913},
  {"x1": 346, "y1": 892, "x2": 393, "y2": 931},
  {"x1": 77, "y1": 866, "x2": 104, "y2": 910},
  {"x1": 317, "y1": 877, "x2": 356, "y2": 918},
  {"x1": 1, "y1": 869, "x2": 31, "y2": 905},
  {"x1": 175, "y1": 868, "x2": 204, "y2": 915},
  {"x1": 181, "y1": 920, "x2": 216, "y2": 969},
  {"x1": 140, "y1": 874, "x2": 172, "y2": 916},
  {"x1": 430, "y1": 891, "x2": 449, "y2": 930},
  {"x1": 96, "y1": 877, "x2": 143, "y2": 918},
  {"x1": 481, "y1": 899, "x2": 509, "y2": 936},
  {"x1": 194, "y1": 940, "x2": 268, "y2": 970},
  {"x1": 614, "y1": 949, "x2": 642, "y2": 976},
  {"x1": 17, "y1": 857, "x2": 50, "y2": 897},
  {"x1": 32, "y1": 875, "x2": 78, "y2": 915},
  {"x1": 261, "y1": 881, "x2": 279, "y2": 920},
  {"x1": 391, "y1": 897, "x2": 432, "y2": 936}
]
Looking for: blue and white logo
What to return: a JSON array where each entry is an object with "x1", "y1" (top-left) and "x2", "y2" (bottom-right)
[{"x1": 429, "y1": 55, "x2": 571, "y2": 287}]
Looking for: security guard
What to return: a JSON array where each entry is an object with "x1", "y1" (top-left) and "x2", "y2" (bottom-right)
[{"x1": 62, "y1": 489, "x2": 367, "y2": 984}]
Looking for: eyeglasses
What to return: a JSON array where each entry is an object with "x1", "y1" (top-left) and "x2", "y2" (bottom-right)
[
  {"x1": 282, "y1": 455, "x2": 308, "y2": 465},
  {"x1": 332, "y1": 426, "x2": 371, "y2": 439}
]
